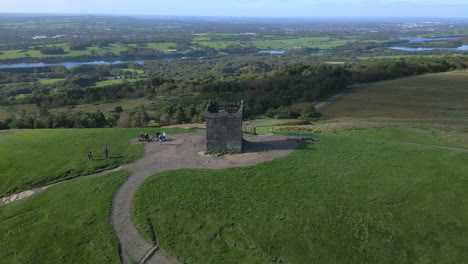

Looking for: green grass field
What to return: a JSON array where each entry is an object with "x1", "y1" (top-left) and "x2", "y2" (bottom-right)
[
  {"x1": 323, "y1": 71, "x2": 468, "y2": 124},
  {"x1": 194, "y1": 41, "x2": 239, "y2": 49},
  {"x1": 127, "y1": 43, "x2": 177, "y2": 53},
  {"x1": 251, "y1": 37, "x2": 350, "y2": 50},
  {"x1": 133, "y1": 131, "x2": 468, "y2": 264},
  {"x1": 0, "y1": 127, "x2": 193, "y2": 197},
  {"x1": 94, "y1": 78, "x2": 146, "y2": 87},
  {"x1": 0, "y1": 170, "x2": 128, "y2": 264},
  {"x1": 38, "y1": 78, "x2": 66, "y2": 84},
  {"x1": 0, "y1": 43, "x2": 128, "y2": 60}
]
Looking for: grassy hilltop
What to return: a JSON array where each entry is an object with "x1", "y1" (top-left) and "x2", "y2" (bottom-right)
[
  {"x1": 133, "y1": 71, "x2": 468, "y2": 264},
  {"x1": 0, "y1": 70, "x2": 466, "y2": 264}
]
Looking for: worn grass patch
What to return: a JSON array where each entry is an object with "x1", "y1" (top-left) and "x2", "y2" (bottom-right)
[
  {"x1": 0, "y1": 170, "x2": 128, "y2": 264},
  {"x1": 0, "y1": 127, "x2": 193, "y2": 197},
  {"x1": 133, "y1": 131, "x2": 468, "y2": 264}
]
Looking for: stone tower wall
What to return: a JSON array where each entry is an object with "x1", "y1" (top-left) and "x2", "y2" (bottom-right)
[{"x1": 205, "y1": 102, "x2": 243, "y2": 152}]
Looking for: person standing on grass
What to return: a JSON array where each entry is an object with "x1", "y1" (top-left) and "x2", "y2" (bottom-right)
[
  {"x1": 104, "y1": 146, "x2": 109, "y2": 159},
  {"x1": 88, "y1": 152, "x2": 93, "y2": 160}
]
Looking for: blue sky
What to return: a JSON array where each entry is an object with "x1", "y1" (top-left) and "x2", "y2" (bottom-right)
[{"x1": 1, "y1": 0, "x2": 467, "y2": 18}]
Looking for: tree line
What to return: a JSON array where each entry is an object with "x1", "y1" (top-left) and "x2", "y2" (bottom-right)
[{"x1": 1, "y1": 55, "x2": 468, "y2": 130}]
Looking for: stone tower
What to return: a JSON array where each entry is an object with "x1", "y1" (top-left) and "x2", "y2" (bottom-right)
[{"x1": 205, "y1": 100, "x2": 243, "y2": 152}]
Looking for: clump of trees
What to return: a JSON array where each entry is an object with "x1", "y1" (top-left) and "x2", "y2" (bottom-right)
[
  {"x1": 40, "y1": 47, "x2": 65, "y2": 55},
  {"x1": 0, "y1": 106, "x2": 154, "y2": 129}
]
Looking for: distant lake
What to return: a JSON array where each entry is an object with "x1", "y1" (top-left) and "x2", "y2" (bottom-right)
[
  {"x1": 388, "y1": 45, "x2": 468, "y2": 51},
  {"x1": 0, "y1": 60, "x2": 145, "y2": 69},
  {"x1": 258, "y1": 50, "x2": 285, "y2": 54},
  {"x1": 398, "y1": 37, "x2": 462, "y2": 42}
]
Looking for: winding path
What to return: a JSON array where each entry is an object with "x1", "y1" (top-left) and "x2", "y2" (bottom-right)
[{"x1": 111, "y1": 130, "x2": 298, "y2": 264}]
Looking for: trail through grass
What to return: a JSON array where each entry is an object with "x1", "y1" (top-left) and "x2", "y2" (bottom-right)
[{"x1": 0, "y1": 170, "x2": 128, "y2": 264}]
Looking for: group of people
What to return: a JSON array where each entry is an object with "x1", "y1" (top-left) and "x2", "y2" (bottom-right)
[
  {"x1": 87, "y1": 146, "x2": 109, "y2": 161},
  {"x1": 139, "y1": 131, "x2": 167, "y2": 144}
]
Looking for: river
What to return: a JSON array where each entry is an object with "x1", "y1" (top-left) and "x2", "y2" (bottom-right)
[
  {"x1": 388, "y1": 45, "x2": 468, "y2": 51},
  {"x1": 258, "y1": 50, "x2": 285, "y2": 54}
]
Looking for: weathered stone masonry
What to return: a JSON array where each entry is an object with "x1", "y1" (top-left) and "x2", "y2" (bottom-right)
[{"x1": 205, "y1": 101, "x2": 243, "y2": 152}]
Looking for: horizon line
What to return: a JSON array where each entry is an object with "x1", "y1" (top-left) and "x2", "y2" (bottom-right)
[{"x1": 1, "y1": 12, "x2": 468, "y2": 20}]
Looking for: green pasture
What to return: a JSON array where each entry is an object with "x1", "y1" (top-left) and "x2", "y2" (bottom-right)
[
  {"x1": 323, "y1": 71, "x2": 468, "y2": 124},
  {"x1": 134, "y1": 130, "x2": 468, "y2": 264},
  {"x1": 251, "y1": 37, "x2": 350, "y2": 50},
  {"x1": 38, "y1": 78, "x2": 65, "y2": 84},
  {"x1": 146, "y1": 43, "x2": 177, "y2": 51},
  {"x1": 189, "y1": 37, "x2": 352, "y2": 51},
  {"x1": 194, "y1": 41, "x2": 239, "y2": 49},
  {"x1": 13, "y1": 94, "x2": 27, "y2": 99},
  {"x1": 0, "y1": 127, "x2": 193, "y2": 197},
  {"x1": 192, "y1": 37, "x2": 211, "y2": 41},
  {"x1": 0, "y1": 170, "x2": 128, "y2": 264},
  {"x1": 0, "y1": 43, "x2": 129, "y2": 60},
  {"x1": 94, "y1": 78, "x2": 146, "y2": 87},
  {"x1": 127, "y1": 43, "x2": 177, "y2": 52}
]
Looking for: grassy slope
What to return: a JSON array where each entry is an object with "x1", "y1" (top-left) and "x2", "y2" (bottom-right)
[
  {"x1": 323, "y1": 71, "x2": 468, "y2": 124},
  {"x1": 0, "y1": 170, "x2": 128, "y2": 264},
  {"x1": 0, "y1": 127, "x2": 193, "y2": 197},
  {"x1": 134, "y1": 133, "x2": 468, "y2": 264}
]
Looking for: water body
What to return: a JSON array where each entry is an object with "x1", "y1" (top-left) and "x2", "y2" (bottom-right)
[
  {"x1": 258, "y1": 50, "x2": 285, "y2": 54},
  {"x1": 399, "y1": 37, "x2": 462, "y2": 42},
  {"x1": 0, "y1": 60, "x2": 145, "y2": 69},
  {"x1": 388, "y1": 45, "x2": 468, "y2": 51}
]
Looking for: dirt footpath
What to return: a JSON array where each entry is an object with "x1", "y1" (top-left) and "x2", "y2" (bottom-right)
[{"x1": 112, "y1": 130, "x2": 298, "y2": 264}]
